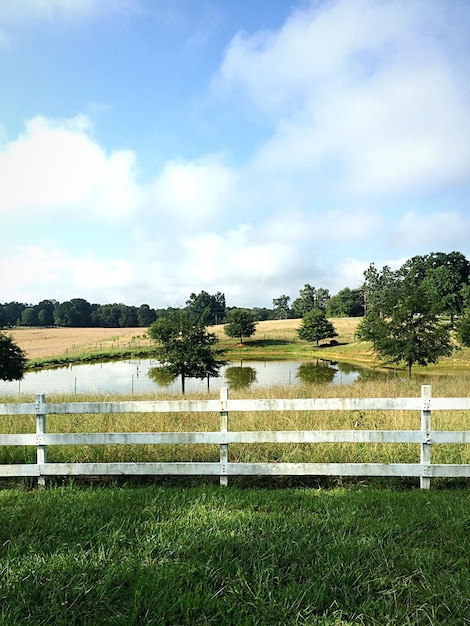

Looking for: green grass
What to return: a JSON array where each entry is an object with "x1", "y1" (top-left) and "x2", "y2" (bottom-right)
[{"x1": 1, "y1": 483, "x2": 469, "y2": 625}]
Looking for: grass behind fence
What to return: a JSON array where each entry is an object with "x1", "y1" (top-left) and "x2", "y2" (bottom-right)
[
  {"x1": 1, "y1": 484, "x2": 470, "y2": 625},
  {"x1": 1, "y1": 378, "x2": 469, "y2": 468}
]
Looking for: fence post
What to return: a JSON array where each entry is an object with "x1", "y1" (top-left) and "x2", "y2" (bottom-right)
[
  {"x1": 420, "y1": 385, "x2": 432, "y2": 490},
  {"x1": 36, "y1": 393, "x2": 47, "y2": 488},
  {"x1": 220, "y1": 387, "x2": 229, "y2": 487}
]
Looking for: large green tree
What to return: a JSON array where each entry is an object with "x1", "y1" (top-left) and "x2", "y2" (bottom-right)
[
  {"x1": 224, "y1": 309, "x2": 257, "y2": 344},
  {"x1": 358, "y1": 268, "x2": 453, "y2": 376},
  {"x1": 298, "y1": 309, "x2": 338, "y2": 347},
  {"x1": 0, "y1": 333, "x2": 27, "y2": 381},
  {"x1": 148, "y1": 310, "x2": 226, "y2": 394}
]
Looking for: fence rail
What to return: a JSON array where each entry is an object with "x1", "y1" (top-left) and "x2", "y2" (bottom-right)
[{"x1": 1, "y1": 385, "x2": 469, "y2": 489}]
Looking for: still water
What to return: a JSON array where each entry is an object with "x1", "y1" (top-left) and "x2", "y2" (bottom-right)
[{"x1": 1, "y1": 358, "x2": 390, "y2": 397}]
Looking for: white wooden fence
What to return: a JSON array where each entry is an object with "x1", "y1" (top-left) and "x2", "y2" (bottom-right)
[{"x1": 1, "y1": 385, "x2": 469, "y2": 489}]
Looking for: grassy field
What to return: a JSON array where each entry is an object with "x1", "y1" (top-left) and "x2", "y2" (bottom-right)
[{"x1": 1, "y1": 483, "x2": 470, "y2": 625}]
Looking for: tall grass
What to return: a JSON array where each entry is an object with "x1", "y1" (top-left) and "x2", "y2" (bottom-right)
[
  {"x1": 1, "y1": 484, "x2": 470, "y2": 625},
  {"x1": 1, "y1": 377, "x2": 469, "y2": 468}
]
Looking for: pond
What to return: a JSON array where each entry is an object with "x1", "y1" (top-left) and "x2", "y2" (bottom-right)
[{"x1": 0, "y1": 358, "x2": 396, "y2": 397}]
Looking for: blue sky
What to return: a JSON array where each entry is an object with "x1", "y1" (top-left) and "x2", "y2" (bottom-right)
[{"x1": 1, "y1": 0, "x2": 469, "y2": 309}]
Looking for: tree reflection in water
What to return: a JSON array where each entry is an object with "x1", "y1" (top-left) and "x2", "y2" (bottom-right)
[
  {"x1": 148, "y1": 366, "x2": 177, "y2": 387},
  {"x1": 224, "y1": 366, "x2": 257, "y2": 390},
  {"x1": 296, "y1": 361, "x2": 336, "y2": 385}
]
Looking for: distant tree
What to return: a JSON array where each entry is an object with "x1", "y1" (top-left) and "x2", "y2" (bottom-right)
[
  {"x1": 148, "y1": 310, "x2": 226, "y2": 394},
  {"x1": 298, "y1": 309, "x2": 338, "y2": 347},
  {"x1": 273, "y1": 295, "x2": 291, "y2": 319},
  {"x1": 91, "y1": 304, "x2": 121, "y2": 328},
  {"x1": 224, "y1": 309, "x2": 257, "y2": 344},
  {"x1": 326, "y1": 288, "x2": 365, "y2": 318},
  {"x1": 0, "y1": 333, "x2": 27, "y2": 381},
  {"x1": 54, "y1": 298, "x2": 92, "y2": 327},
  {"x1": 137, "y1": 304, "x2": 156, "y2": 327},
  {"x1": 186, "y1": 291, "x2": 226, "y2": 325},
  {"x1": 250, "y1": 307, "x2": 272, "y2": 322},
  {"x1": 315, "y1": 287, "x2": 330, "y2": 312},
  {"x1": 37, "y1": 300, "x2": 55, "y2": 326},
  {"x1": 117, "y1": 303, "x2": 138, "y2": 327},
  {"x1": 292, "y1": 284, "x2": 316, "y2": 318},
  {"x1": 20, "y1": 306, "x2": 38, "y2": 326},
  {"x1": 1, "y1": 302, "x2": 25, "y2": 327}
]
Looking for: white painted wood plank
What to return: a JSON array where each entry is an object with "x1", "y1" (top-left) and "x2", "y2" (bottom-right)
[
  {"x1": 0, "y1": 403, "x2": 36, "y2": 415},
  {"x1": 224, "y1": 398, "x2": 423, "y2": 412},
  {"x1": 431, "y1": 465, "x2": 470, "y2": 477},
  {"x1": 3, "y1": 397, "x2": 469, "y2": 417},
  {"x1": 0, "y1": 464, "x2": 38, "y2": 476},
  {"x1": 37, "y1": 461, "x2": 424, "y2": 477},
  {"x1": 44, "y1": 400, "x2": 221, "y2": 414},
  {"x1": 39, "y1": 432, "x2": 222, "y2": 445},
  {"x1": 223, "y1": 462, "x2": 423, "y2": 476},
  {"x1": 39, "y1": 462, "x2": 223, "y2": 476},
  {"x1": 36, "y1": 430, "x2": 423, "y2": 446},
  {"x1": 431, "y1": 432, "x2": 470, "y2": 444},
  {"x1": 0, "y1": 434, "x2": 37, "y2": 445}
]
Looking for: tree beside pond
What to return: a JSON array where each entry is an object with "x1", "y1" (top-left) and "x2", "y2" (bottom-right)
[
  {"x1": 298, "y1": 309, "x2": 338, "y2": 347},
  {"x1": 0, "y1": 333, "x2": 27, "y2": 382},
  {"x1": 358, "y1": 262, "x2": 454, "y2": 377},
  {"x1": 148, "y1": 310, "x2": 226, "y2": 394},
  {"x1": 224, "y1": 309, "x2": 257, "y2": 344}
]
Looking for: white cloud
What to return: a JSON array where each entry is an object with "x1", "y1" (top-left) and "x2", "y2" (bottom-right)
[
  {"x1": 144, "y1": 157, "x2": 237, "y2": 226},
  {"x1": 0, "y1": 245, "x2": 136, "y2": 304},
  {"x1": 217, "y1": 0, "x2": 470, "y2": 197},
  {"x1": 0, "y1": 115, "x2": 139, "y2": 222},
  {"x1": 394, "y1": 210, "x2": 470, "y2": 248}
]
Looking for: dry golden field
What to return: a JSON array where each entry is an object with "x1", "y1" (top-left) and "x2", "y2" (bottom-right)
[
  {"x1": 8, "y1": 318, "x2": 361, "y2": 361},
  {"x1": 8, "y1": 327, "x2": 149, "y2": 360}
]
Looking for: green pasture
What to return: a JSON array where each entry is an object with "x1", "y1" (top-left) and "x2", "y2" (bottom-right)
[{"x1": 1, "y1": 484, "x2": 469, "y2": 625}]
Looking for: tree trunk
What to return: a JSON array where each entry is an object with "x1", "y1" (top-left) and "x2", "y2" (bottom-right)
[{"x1": 181, "y1": 373, "x2": 186, "y2": 395}]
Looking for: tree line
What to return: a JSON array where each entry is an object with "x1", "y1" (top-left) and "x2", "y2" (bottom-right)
[{"x1": 0, "y1": 285, "x2": 364, "y2": 330}]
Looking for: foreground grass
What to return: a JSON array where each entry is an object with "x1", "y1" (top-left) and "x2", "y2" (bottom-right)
[{"x1": 1, "y1": 483, "x2": 469, "y2": 625}]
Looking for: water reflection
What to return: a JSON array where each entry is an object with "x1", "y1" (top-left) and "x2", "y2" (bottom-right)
[
  {"x1": 148, "y1": 367, "x2": 177, "y2": 387},
  {"x1": 296, "y1": 361, "x2": 336, "y2": 385},
  {"x1": 224, "y1": 366, "x2": 257, "y2": 390},
  {"x1": 0, "y1": 357, "x2": 386, "y2": 397}
]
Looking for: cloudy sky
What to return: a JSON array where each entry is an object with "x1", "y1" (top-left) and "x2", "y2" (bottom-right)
[{"x1": 1, "y1": 0, "x2": 469, "y2": 309}]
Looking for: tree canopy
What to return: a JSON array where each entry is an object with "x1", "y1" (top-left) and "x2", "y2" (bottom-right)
[
  {"x1": 224, "y1": 309, "x2": 257, "y2": 344},
  {"x1": 359, "y1": 259, "x2": 455, "y2": 376},
  {"x1": 298, "y1": 309, "x2": 338, "y2": 347},
  {"x1": 0, "y1": 333, "x2": 27, "y2": 382},
  {"x1": 148, "y1": 310, "x2": 226, "y2": 394}
]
